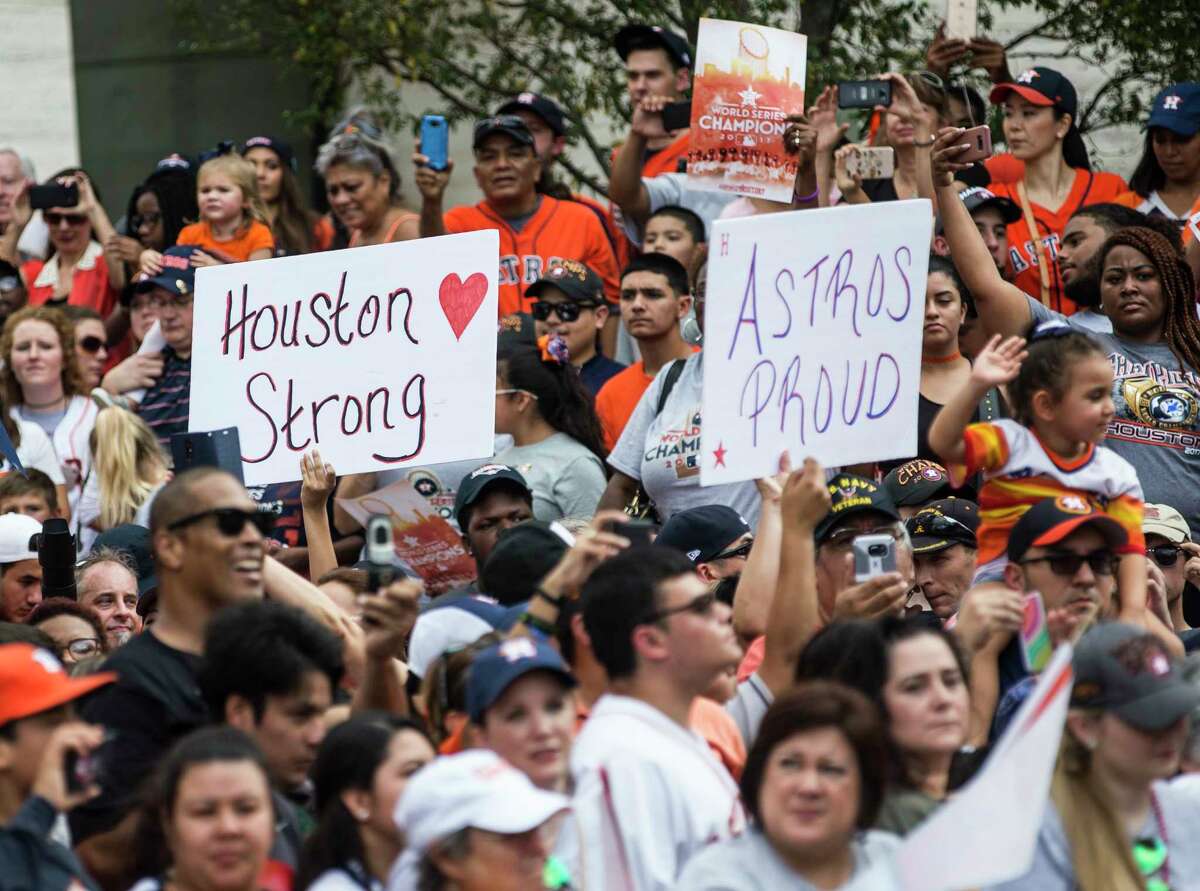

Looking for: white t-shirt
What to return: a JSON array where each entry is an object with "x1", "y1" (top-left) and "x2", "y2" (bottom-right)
[
  {"x1": 0, "y1": 418, "x2": 65, "y2": 483},
  {"x1": 608, "y1": 352, "x2": 760, "y2": 526},
  {"x1": 570, "y1": 694, "x2": 747, "y2": 890}
]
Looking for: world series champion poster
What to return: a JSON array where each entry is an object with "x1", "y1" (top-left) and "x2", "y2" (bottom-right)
[{"x1": 687, "y1": 18, "x2": 808, "y2": 202}]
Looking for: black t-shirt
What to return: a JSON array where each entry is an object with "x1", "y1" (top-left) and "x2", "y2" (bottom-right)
[
  {"x1": 861, "y1": 177, "x2": 900, "y2": 203},
  {"x1": 579, "y1": 354, "x2": 626, "y2": 397},
  {"x1": 69, "y1": 632, "x2": 207, "y2": 841}
]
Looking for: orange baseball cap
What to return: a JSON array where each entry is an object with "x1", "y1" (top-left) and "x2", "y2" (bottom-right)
[{"x1": 0, "y1": 644, "x2": 115, "y2": 726}]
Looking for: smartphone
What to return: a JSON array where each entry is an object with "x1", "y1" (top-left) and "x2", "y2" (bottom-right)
[
  {"x1": 846, "y1": 146, "x2": 896, "y2": 180},
  {"x1": 29, "y1": 182, "x2": 78, "y2": 211},
  {"x1": 64, "y1": 746, "x2": 99, "y2": 794},
  {"x1": 957, "y1": 124, "x2": 993, "y2": 162},
  {"x1": 1020, "y1": 592, "x2": 1052, "y2": 674},
  {"x1": 420, "y1": 114, "x2": 449, "y2": 171},
  {"x1": 838, "y1": 80, "x2": 892, "y2": 110},
  {"x1": 661, "y1": 101, "x2": 693, "y2": 133},
  {"x1": 365, "y1": 514, "x2": 397, "y2": 593},
  {"x1": 945, "y1": 0, "x2": 978, "y2": 40},
  {"x1": 852, "y1": 533, "x2": 897, "y2": 583}
]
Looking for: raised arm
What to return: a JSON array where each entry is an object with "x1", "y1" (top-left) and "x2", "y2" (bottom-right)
[
  {"x1": 609, "y1": 96, "x2": 672, "y2": 227},
  {"x1": 299, "y1": 450, "x2": 338, "y2": 583},
  {"x1": 413, "y1": 147, "x2": 452, "y2": 238},
  {"x1": 732, "y1": 462, "x2": 788, "y2": 643},
  {"x1": 806, "y1": 86, "x2": 846, "y2": 208},
  {"x1": 928, "y1": 333, "x2": 1026, "y2": 467},
  {"x1": 929, "y1": 128, "x2": 1033, "y2": 338}
]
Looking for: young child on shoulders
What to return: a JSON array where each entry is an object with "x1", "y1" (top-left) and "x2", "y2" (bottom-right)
[{"x1": 928, "y1": 320, "x2": 1147, "y2": 623}]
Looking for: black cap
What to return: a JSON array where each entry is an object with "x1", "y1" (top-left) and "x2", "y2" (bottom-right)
[
  {"x1": 497, "y1": 312, "x2": 539, "y2": 350},
  {"x1": 936, "y1": 187, "x2": 1021, "y2": 234},
  {"x1": 133, "y1": 245, "x2": 201, "y2": 298},
  {"x1": 1006, "y1": 495, "x2": 1127, "y2": 562},
  {"x1": 92, "y1": 524, "x2": 157, "y2": 597},
  {"x1": 526, "y1": 261, "x2": 604, "y2": 305},
  {"x1": 657, "y1": 505, "x2": 751, "y2": 563},
  {"x1": 479, "y1": 521, "x2": 572, "y2": 606},
  {"x1": 454, "y1": 464, "x2": 532, "y2": 530},
  {"x1": 614, "y1": 24, "x2": 692, "y2": 69},
  {"x1": 472, "y1": 115, "x2": 535, "y2": 151},
  {"x1": 815, "y1": 474, "x2": 900, "y2": 543},
  {"x1": 881, "y1": 460, "x2": 954, "y2": 509},
  {"x1": 906, "y1": 498, "x2": 979, "y2": 554},
  {"x1": 242, "y1": 135, "x2": 296, "y2": 170},
  {"x1": 1071, "y1": 622, "x2": 1200, "y2": 731},
  {"x1": 496, "y1": 93, "x2": 566, "y2": 137}
]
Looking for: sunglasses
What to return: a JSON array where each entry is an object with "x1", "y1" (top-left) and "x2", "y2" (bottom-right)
[
  {"x1": 909, "y1": 513, "x2": 975, "y2": 540},
  {"x1": 77, "y1": 335, "x2": 105, "y2": 354},
  {"x1": 1147, "y1": 544, "x2": 1183, "y2": 567},
  {"x1": 531, "y1": 300, "x2": 596, "y2": 323},
  {"x1": 44, "y1": 212, "x2": 87, "y2": 227},
  {"x1": 1019, "y1": 551, "x2": 1115, "y2": 577},
  {"x1": 167, "y1": 507, "x2": 275, "y2": 537},
  {"x1": 642, "y1": 591, "x2": 719, "y2": 624},
  {"x1": 65, "y1": 638, "x2": 102, "y2": 659},
  {"x1": 131, "y1": 212, "x2": 162, "y2": 230},
  {"x1": 711, "y1": 540, "x2": 753, "y2": 561}
]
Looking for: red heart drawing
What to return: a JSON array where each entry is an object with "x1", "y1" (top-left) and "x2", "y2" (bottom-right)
[{"x1": 439, "y1": 272, "x2": 488, "y2": 340}]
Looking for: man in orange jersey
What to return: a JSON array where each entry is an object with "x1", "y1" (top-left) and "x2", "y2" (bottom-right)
[{"x1": 414, "y1": 116, "x2": 620, "y2": 320}]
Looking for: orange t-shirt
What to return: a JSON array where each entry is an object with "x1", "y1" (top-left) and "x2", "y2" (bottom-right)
[
  {"x1": 596, "y1": 361, "x2": 652, "y2": 452},
  {"x1": 177, "y1": 219, "x2": 275, "y2": 262},
  {"x1": 983, "y1": 153, "x2": 1025, "y2": 186},
  {"x1": 610, "y1": 131, "x2": 692, "y2": 180},
  {"x1": 443, "y1": 196, "x2": 620, "y2": 318},
  {"x1": 989, "y1": 169, "x2": 1128, "y2": 315},
  {"x1": 313, "y1": 215, "x2": 335, "y2": 251},
  {"x1": 22, "y1": 241, "x2": 117, "y2": 316}
]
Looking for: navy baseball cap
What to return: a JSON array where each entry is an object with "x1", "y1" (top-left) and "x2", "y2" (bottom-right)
[
  {"x1": 906, "y1": 498, "x2": 979, "y2": 554},
  {"x1": 657, "y1": 505, "x2": 751, "y2": 564},
  {"x1": 473, "y1": 115, "x2": 535, "y2": 151},
  {"x1": 133, "y1": 245, "x2": 201, "y2": 298},
  {"x1": 466, "y1": 636, "x2": 577, "y2": 723},
  {"x1": 497, "y1": 312, "x2": 539, "y2": 350},
  {"x1": 1147, "y1": 83, "x2": 1200, "y2": 137},
  {"x1": 454, "y1": 464, "x2": 532, "y2": 530},
  {"x1": 614, "y1": 24, "x2": 692, "y2": 69},
  {"x1": 496, "y1": 93, "x2": 566, "y2": 137},
  {"x1": 480, "y1": 521, "x2": 572, "y2": 606},
  {"x1": 815, "y1": 474, "x2": 901, "y2": 543},
  {"x1": 936, "y1": 187, "x2": 1021, "y2": 234},
  {"x1": 881, "y1": 460, "x2": 954, "y2": 509},
  {"x1": 526, "y1": 260, "x2": 604, "y2": 305},
  {"x1": 990, "y1": 67, "x2": 1077, "y2": 117},
  {"x1": 242, "y1": 135, "x2": 296, "y2": 170}
]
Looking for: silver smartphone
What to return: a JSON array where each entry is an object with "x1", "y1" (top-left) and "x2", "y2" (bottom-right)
[
  {"x1": 853, "y1": 533, "x2": 897, "y2": 583},
  {"x1": 946, "y1": 0, "x2": 978, "y2": 40}
]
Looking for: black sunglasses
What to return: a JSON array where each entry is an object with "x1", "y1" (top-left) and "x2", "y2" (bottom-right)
[
  {"x1": 642, "y1": 591, "x2": 719, "y2": 624},
  {"x1": 1019, "y1": 551, "x2": 1115, "y2": 577},
  {"x1": 711, "y1": 540, "x2": 753, "y2": 561},
  {"x1": 167, "y1": 507, "x2": 275, "y2": 537},
  {"x1": 131, "y1": 212, "x2": 162, "y2": 230},
  {"x1": 77, "y1": 335, "x2": 105, "y2": 354},
  {"x1": 44, "y1": 212, "x2": 87, "y2": 226},
  {"x1": 908, "y1": 513, "x2": 975, "y2": 540},
  {"x1": 1147, "y1": 544, "x2": 1182, "y2": 567},
  {"x1": 531, "y1": 300, "x2": 596, "y2": 323}
]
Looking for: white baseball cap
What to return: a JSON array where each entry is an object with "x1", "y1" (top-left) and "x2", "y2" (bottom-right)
[
  {"x1": 1143, "y1": 504, "x2": 1190, "y2": 545},
  {"x1": 0, "y1": 513, "x2": 41, "y2": 563},
  {"x1": 396, "y1": 750, "x2": 568, "y2": 855}
]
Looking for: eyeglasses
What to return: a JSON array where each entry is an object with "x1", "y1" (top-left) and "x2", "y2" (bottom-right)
[
  {"x1": 1019, "y1": 551, "x2": 1115, "y2": 577},
  {"x1": 131, "y1": 212, "x2": 162, "y2": 230},
  {"x1": 167, "y1": 507, "x2": 275, "y2": 537},
  {"x1": 1147, "y1": 545, "x2": 1183, "y2": 567},
  {"x1": 823, "y1": 524, "x2": 905, "y2": 550},
  {"x1": 711, "y1": 540, "x2": 753, "y2": 561},
  {"x1": 44, "y1": 212, "x2": 87, "y2": 227},
  {"x1": 77, "y1": 335, "x2": 105, "y2": 354},
  {"x1": 65, "y1": 638, "x2": 101, "y2": 659},
  {"x1": 642, "y1": 591, "x2": 719, "y2": 624},
  {"x1": 495, "y1": 388, "x2": 538, "y2": 400},
  {"x1": 531, "y1": 300, "x2": 596, "y2": 323},
  {"x1": 149, "y1": 293, "x2": 193, "y2": 311}
]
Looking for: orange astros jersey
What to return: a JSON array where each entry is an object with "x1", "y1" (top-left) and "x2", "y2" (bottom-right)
[
  {"x1": 952, "y1": 418, "x2": 1144, "y2": 564},
  {"x1": 443, "y1": 196, "x2": 620, "y2": 317}
]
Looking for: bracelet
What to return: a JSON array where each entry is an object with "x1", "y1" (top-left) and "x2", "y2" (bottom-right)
[
  {"x1": 792, "y1": 186, "x2": 820, "y2": 204},
  {"x1": 520, "y1": 611, "x2": 558, "y2": 635},
  {"x1": 534, "y1": 586, "x2": 564, "y2": 608}
]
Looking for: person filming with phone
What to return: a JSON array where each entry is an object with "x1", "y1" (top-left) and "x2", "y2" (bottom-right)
[{"x1": 0, "y1": 642, "x2": 113, "y2": 891}]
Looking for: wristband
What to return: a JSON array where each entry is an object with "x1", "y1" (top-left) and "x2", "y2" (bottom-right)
[
  {"x1": 792, "y1": 186, "x2": 820, "y2": 205},
  {"x1": 534, "y1": 586, "x2": 564, "y2": 608},
  {"x1": 521, "y1": 611, "x2": 558, "y2": 635}
]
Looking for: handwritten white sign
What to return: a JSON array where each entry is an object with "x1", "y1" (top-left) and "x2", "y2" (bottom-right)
[
  {"x1": 701, "y1": 201, "x2": 931, "y2": 485},
  {"x1": 189, "y1": 232, "x2": 499, "y2": 486}
]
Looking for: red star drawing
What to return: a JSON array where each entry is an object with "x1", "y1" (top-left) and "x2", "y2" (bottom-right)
[{"x1": 713, "y1": 442, "x2": 728, "y2": 468}]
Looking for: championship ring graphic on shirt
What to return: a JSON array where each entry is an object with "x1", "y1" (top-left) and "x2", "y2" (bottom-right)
[{"x1": 1121, "y1": 376, "x2": 1199, "y2": 430}]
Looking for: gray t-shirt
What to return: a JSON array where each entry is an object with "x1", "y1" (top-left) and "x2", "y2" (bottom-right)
[
  {"x1": 675, "y1": 826, "x2": 901, "y2": 890},
  {"x1": 493, "y1": 432, "x2": 605, "y2": 521},
  {"x1": 725, "y1": 673, "x2": 773, "y2": 750},
  {"x1": 986, "y1": 779, "x2": 1200, "y2": 891},
  {"x1": 1030, "y1": 297, "x2": 1200, "y2": 537},
  {"x1": 609, "y1": 352, "x2": 761, "y2": 526}
]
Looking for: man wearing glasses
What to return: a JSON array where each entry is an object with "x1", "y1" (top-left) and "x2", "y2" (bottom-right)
[
  {"x1": 526, "y1": 261, "x2": 624, "y2": 395},
  {"x1": 413, "y1": 116, "x2": 619, "y2": 318},
  {"x1": 131, "y1": 244, "x2": 199, "y2": 450},
  {"x1": 1143, "y1": 503, "x2": 1200, "y2": 634},
  {"x1": 657, "y1": 504, "x2": 753, "y2": 585}
]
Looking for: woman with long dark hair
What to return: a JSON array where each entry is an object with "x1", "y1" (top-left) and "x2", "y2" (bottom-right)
[
  {"x1": 1118, "y1": 83, "x2": 1200, "y2": 226},
  {"x1": 243, "y1": 135, "x2": 333, "y2": 255},
  {"x1": 297, "y1": 713, "x2": 435, "y2": 890},
  {"x1": 493, "y1": 339, "x2": 606, "y2": 521}
]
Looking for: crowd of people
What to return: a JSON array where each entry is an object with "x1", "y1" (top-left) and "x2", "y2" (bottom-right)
[{"x1": 0, "y1": 15, "x2": 1199, "y2": 891}]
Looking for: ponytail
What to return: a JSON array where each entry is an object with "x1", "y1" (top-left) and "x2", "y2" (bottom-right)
[{"x1": 497, "y1": 339, "x2": 606, "y2": 462}]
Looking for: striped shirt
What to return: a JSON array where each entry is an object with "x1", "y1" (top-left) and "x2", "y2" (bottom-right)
[{"x1": 137, "y1": 347, "x2": 191, "y2": 452}]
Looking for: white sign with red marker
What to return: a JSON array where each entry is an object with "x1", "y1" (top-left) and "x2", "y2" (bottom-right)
[
  {"x1": 701, "y1": 201, "x2": 931, "y2": 485},
  {"x1": 189, "y1": 231, "x2": 499, "y2": 485}
]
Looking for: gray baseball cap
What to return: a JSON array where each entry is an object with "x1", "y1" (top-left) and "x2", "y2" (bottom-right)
[{"x1": 1071, "y1": 623, "x2": 1200, "y2": 731}]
